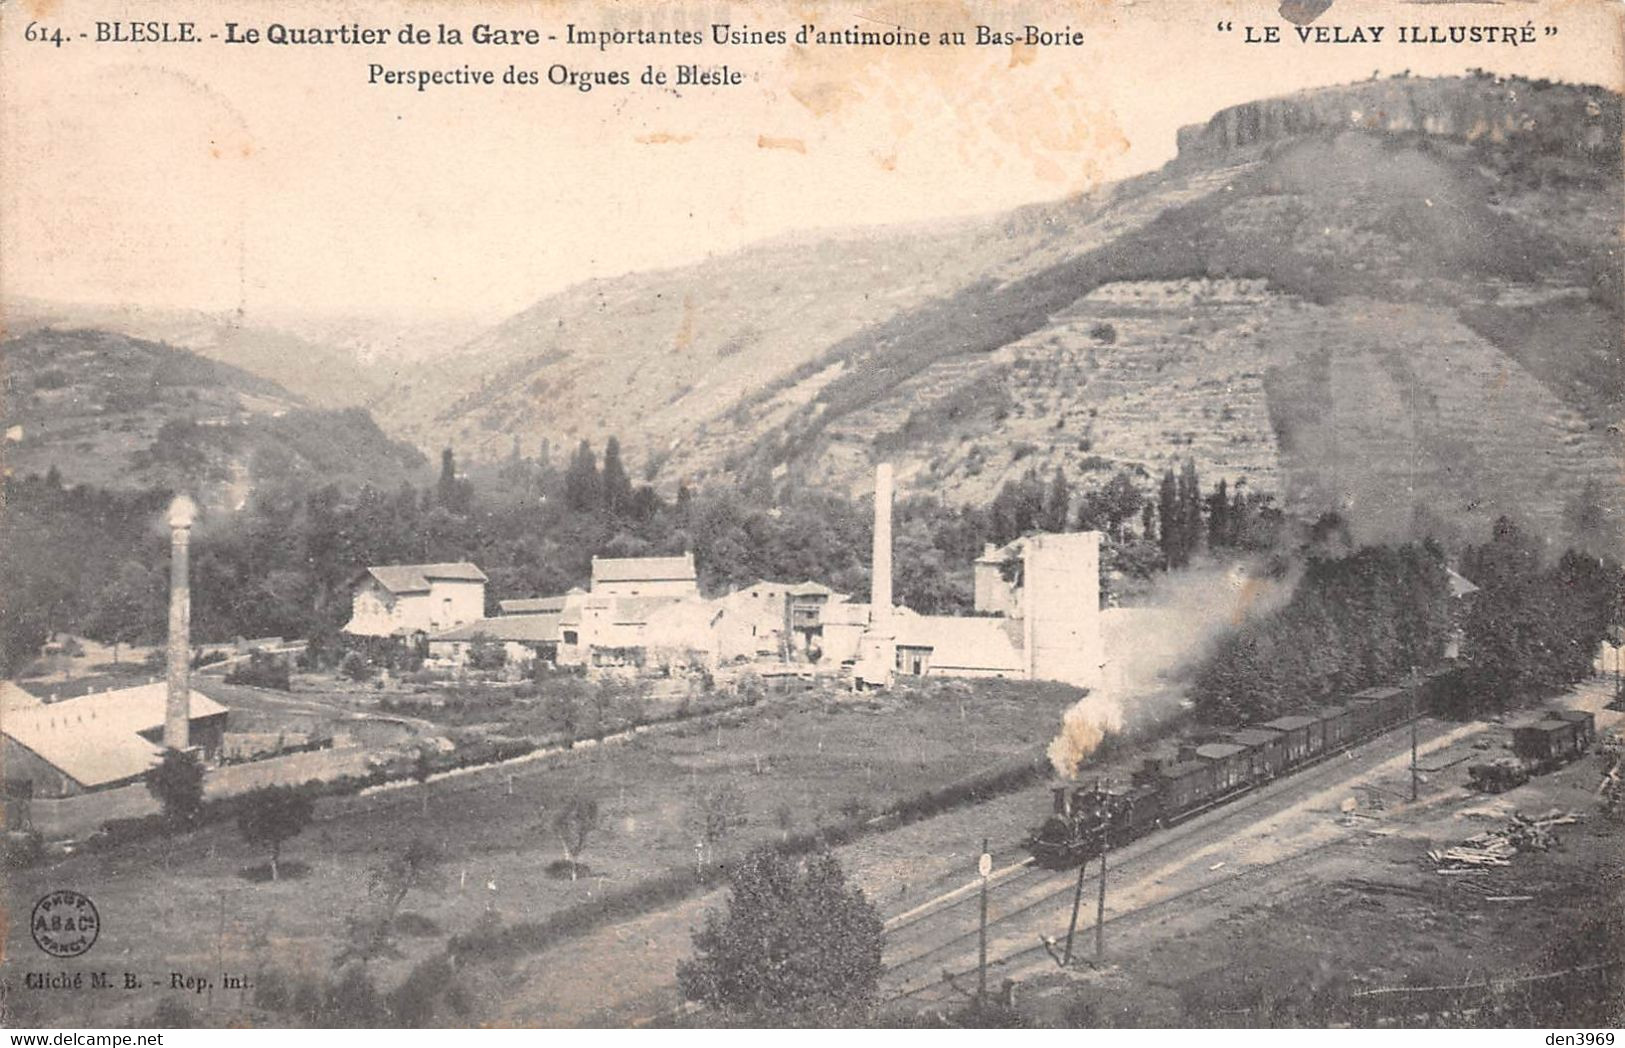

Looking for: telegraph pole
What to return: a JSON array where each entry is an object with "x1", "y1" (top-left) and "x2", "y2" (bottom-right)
[
  {"x1": 1095, "y1": 813, "x2": 1109, "y2": 962},
  {"x1": 977, "y1": 839, "x2": 991, "y2": 1010},
  {"x1": 1410, "y1": 665, "x2": 1419, "y2": 802},
  {"x1": 1063, "y1": 854, "x2": 1088, "y2": 965}
]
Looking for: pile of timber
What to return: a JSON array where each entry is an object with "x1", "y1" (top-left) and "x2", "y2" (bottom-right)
[{"x1": 1429, "y1": 809, "x2": 1581, "y2": 870}]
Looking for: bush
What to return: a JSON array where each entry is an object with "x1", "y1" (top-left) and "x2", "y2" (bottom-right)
[
  {"x1": 224, "y1": 652, "x2": 292, "y2": 691},
  {"x1": 145, "y1": 749, "x2": 205, "y2": 829},
  {"x1": 677, "y1": 846, "x2": 884, "y2": 1017},
  {"x1": 340, "y1": 651, "x2": 373, "y2": 683},
  {"x1": 466, "y1": 634, "x2": 507, "y2": 672}
]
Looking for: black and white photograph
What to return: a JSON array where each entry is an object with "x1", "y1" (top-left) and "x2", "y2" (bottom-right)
[{"x1": 1, "y1": 0, "x2": 1621, "y2": 1033}]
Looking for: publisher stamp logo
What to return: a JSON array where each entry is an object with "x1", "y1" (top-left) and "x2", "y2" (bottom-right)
[{"x1": 31, "y1": 891, "x2": 100, "y2": 958}]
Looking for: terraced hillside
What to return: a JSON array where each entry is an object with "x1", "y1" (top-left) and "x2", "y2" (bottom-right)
[{"x1": 354, "y1": 76, "x2": 1625, "y2": 549}]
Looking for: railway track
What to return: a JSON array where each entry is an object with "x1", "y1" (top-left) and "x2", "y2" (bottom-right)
[{"x1": 873, "y1": 715, "x2": 1481, "y2": 1012}]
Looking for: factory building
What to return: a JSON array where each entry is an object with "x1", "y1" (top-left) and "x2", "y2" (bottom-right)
[
  {"x1": 859, "y1": 464, "x2": 1105, "y2": 689},
  {"x1": 2, "y1": 682, "x2": 229, "y2": 798}
]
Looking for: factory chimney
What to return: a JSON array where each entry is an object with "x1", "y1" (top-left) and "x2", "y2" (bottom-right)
[
  {"x1": 871, "y1": 463, "x2": 893, "y2": 627},
  {"x1": 164, "y1": 495, "x2": 197, "y2": 751}
]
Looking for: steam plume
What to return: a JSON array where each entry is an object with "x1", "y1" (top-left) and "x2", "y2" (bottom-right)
[{"x1": 1046, "y1": 691, "x2": 1125, "y2": 780}]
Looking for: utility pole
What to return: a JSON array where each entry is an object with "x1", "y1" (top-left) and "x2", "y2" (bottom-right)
[
  {"x1": 977, "y1": 838, "x2": 991, "y2": 1010},
  {"x1": 1410, "y1": 665, "x2": 1419, "y2": 802},
  {"x1": 1063, "y1": 854, "x2": 1089, "y2": 965},
  {"x1": 1095, "y1": 813, "x2": 1109, "y2": 962}
]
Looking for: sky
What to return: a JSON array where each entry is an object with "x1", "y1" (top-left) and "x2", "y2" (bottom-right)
[{"x1": 2, "y1": 0, "x2": 1620, "y2": 325}]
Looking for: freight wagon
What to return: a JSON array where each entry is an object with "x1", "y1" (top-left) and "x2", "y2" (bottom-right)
[{"x1": 1030, "y1": 678, "x2": 1425, "y2": 868}]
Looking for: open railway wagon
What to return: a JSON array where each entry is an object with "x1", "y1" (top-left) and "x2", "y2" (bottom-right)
[
  {"x1": 1467, "y1": 708, "x2": 1595, "y2": 792},
  {"x1": 1029, "y1": 678, "x2": 1424, "y2": 868}
]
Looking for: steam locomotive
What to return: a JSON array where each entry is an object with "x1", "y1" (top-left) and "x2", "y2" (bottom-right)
[{"x1": 1030, "y1": 678, "x2": 1420, "y2": 869}]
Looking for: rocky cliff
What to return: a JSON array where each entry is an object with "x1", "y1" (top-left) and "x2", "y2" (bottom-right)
[{"x1": 1176, "y1": 76, "x2": 1620, "y2": 161}]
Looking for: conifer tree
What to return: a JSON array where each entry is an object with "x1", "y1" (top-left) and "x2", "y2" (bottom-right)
[{"x1": 601, "y1": 437, "x2": 633, "y2": 516}]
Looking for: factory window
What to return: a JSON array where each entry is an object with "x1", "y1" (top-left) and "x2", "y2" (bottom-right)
[{"x1": 563, "y1": 630, "x2": 578, "y2": 646}]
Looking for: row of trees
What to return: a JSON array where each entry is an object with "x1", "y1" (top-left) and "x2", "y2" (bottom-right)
[
  {"x1": 1458, "y1": 517, "x2": 1620, "y2": 705},
  {"x1": 1192, "y1": 540, "x2": 1457, "y2": 724},
  {"x1": 1192, "y1": 518, "x2": 1622, "y2": 724},
  {"x1": 5, "y1": 443, "x2": 1284, "y2": 668}
]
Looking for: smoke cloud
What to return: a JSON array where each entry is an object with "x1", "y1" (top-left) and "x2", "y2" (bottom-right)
[
  {"x1": 1045, "y1": 555, "x2": 1299, "y2": 780},
  {"x1": 1047, "y1": 691, "x2": 1125, "y2": 780}
]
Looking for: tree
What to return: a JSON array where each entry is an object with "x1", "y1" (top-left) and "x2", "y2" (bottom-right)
[
  {"x1": 677, "y1": 846, "x2": 884, "y2": 1019},
  {"x1": 1207, "y1": 478, "x2": 1231, "y2": 549},
  {"x1": 338, "y1": 837, "x2": 444, "y2": 968},
  {"x1": 466, "y1": 632, "x2": 507, "y2": 672},
  {"x1": 1157, "y1": 468, "x2": 1179, "y2": 567},
  {"x1": 601, "y1": 437, "x2": 633, "y2": 516},
  {"x1": 237, "y1": 785, "x2": 316, "y2": 881},
  {"x1": 145, "y1": 749, "x2": 205, "y2": 829},
  {"x1": 1041, "y1": 467, "x2": 1071, "y2": 533},
  {"x1": 551, "y1": 793, "x2": 600, "y2": 881},
  {"x1": 1178, "y1": 458, "x2": 1203, "y2": 563},
  {"x1": 564, "y1": 440, "x2": 601, "y2": 512},
  {"x1": 431, "y1": 448, "x2": 474, "y2": 514},
  {"x1": 1460, "y1": 517, "x2": 1555, "y2": 704},
  {"x1": 85, "y1": 561, "x2": 160, "y2": 662}
]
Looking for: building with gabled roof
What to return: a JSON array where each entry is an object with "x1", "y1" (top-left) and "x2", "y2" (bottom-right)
[
  {"x1": 1, "y1": 680, "x2": 43, "y2": 714},
  {"x1": 2, "y1": 682, "x2": 229, "y2": 797},
  {"x1": 497, "y1": 592, "x2": 577, "y2": 615},
  {"x1": 892, "y1": 614, "x2": 1027, "y2": 678},
  {"x1": 344, "y1": 561, "x2": 487, "y2": 638},
  {"x1": 590, "y1": 553, "x2": 698, "y2": 598},
  {"x1": 427, "y1": 613, "x2": 564, "y2": 667}
]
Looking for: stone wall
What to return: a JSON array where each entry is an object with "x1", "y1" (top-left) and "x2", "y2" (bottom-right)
[{"x1": 19, "y1": 744, "x2": 369, "y2": 840}]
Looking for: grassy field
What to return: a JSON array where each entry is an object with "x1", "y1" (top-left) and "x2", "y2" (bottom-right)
[{"x1": 3, "y1": 677, "x2": 1080, "y2": 1028}]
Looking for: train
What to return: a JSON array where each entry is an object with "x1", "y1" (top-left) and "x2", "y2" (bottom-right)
[
  {"x1": 1466, "y1": 708, "x2": 1597, "y2": 793},
  {"x1": 1028, "y1": 672, "x2": 1596, "y2": 869}
]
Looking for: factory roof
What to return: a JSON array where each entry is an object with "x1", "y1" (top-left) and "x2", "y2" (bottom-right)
[
  {"x1": 2, "y1": 682, "x2": 228, "y2": 789},
  {"x1": 497, "y1": 595, "x2": 570, "y2": 615},
  {"x1": 611, "y1": 596, "x2": 690, "y2": 624},
  {"x1": 1, "y1": 680, "x2": 43, "y2": 713},
  {"x1": 367, "y1": 562, "x2": 487, "y2": 593},
  {"x1": 591, "y1": 554, "x2": 697, "y2": 585},
  {"x1": 430, "y1": 615, "x2": 563, "y2": 644}
]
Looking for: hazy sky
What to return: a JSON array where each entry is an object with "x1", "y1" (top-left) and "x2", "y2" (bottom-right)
[{"x1": 2, "y1": 0, "x2": 1619, "y2": 323}]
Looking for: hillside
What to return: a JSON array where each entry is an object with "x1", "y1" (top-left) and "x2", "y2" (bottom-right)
[
  {"x1": 1, "y1": 298, "x2": 418, "y2": 411},
  {"x1": 372, "y1": 75, "x2": 1620, "y2": 551},
  {"x1": 0, "y1": 328, "x2": 428, "y2": 503}
]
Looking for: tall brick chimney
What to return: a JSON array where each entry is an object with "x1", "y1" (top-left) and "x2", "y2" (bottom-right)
[
  {"x1": 165, "y1": 495, "x2": 197, "y2": 751},
  {"x1": 870, "y1": 463, "x2": 893, "y2": 628}
]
